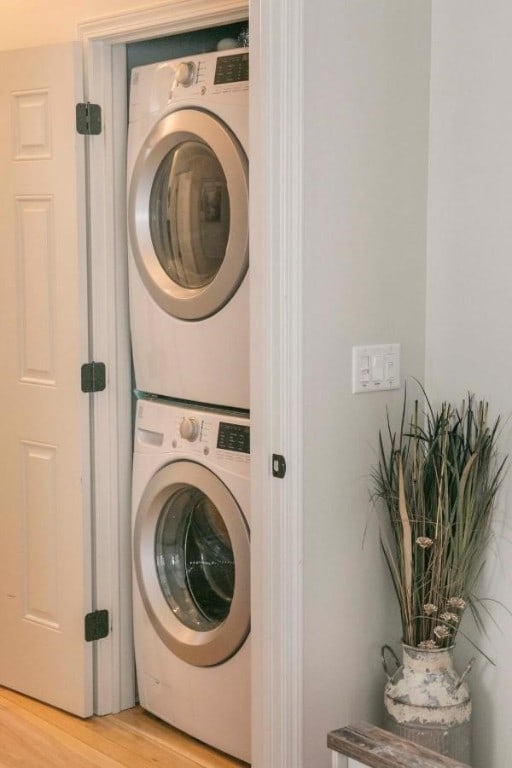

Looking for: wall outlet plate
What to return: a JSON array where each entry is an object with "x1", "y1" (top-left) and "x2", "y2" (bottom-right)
[{"x1": 352, "y1": 343, "x2": 400, "y2": 394}]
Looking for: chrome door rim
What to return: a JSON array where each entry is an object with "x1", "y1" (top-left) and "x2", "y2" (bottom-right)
[
  {"x1": 128, "y1": 108, "x2": 249, "y2": 321},
  {"x1": 134, "y1": 460, "x2": 250, "y2": 667}
]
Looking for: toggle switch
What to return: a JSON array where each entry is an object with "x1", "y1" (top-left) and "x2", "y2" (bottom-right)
[
  {"x1": 372, "y1": 354, "x2": 384, "y2": 382},
  {"x1": 385, "y1": 355, "x2": 395, "y2": 380},
  {"x1": 360, "y1": 355, "x2": 371, "y2": 382}
]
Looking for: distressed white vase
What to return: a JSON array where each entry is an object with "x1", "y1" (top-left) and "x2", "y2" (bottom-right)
[{"x1": 382, "y1": 644, "x2": 472, "y2": 763}]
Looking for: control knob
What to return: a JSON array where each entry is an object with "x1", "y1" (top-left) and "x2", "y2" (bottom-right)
[
  {"x1": 180, "y1": 417, "x2": 199, "y2": 442},
  {"x1": 175, "y1": 61, "x2": 196, "y2": 87}
]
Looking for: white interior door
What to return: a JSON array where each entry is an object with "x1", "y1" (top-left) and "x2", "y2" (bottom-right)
[{"x1": 0, "y1": 42, "x2": 93, "y2": 717}]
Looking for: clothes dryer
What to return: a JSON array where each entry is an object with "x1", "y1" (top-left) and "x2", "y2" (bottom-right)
[
  {"x1": 127, "y1": 49, "x2": 249, "y2": 409},
  {"x1": 132, "y1": 396, "x2": 250, "y2": 762}
]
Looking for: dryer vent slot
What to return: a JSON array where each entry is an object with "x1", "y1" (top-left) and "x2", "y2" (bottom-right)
[{"x1": 137, "y1": 428, "x2": 164, "y2": 447}]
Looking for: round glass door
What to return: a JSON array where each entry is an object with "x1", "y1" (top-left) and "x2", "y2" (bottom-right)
[
  {"x1": 150, "y1": 141, "x2": 230, "y2": 290},
  {"x1": 155, "y1": 485, "x2": 234, "y2": 631},
  {"x1": 129, "y1": 108, "x2": 248, "y2": 321},
  {"x1": 134, "y1": 460, "x2": 250, "y2": 667}
]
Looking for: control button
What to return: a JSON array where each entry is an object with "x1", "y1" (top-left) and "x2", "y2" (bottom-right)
[
  {"x1": 175, "y1": 61, "x2": 196, "y2": 87},
  {"x1": 179, "y1": 417, "x2": 199, "y2": 442}
]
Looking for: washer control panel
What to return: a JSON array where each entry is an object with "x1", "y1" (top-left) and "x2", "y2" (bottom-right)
[
  {"x1": 174, "y1": 414, "x2": 250, "y2": 457},
  {"x1": 134, "y1": 398, "x2": 250, "y2": 465}
]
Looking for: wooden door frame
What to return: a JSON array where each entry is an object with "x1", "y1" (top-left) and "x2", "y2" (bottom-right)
[{"x1": 79, "y1": 1, "x2": 304, "y2": 765}]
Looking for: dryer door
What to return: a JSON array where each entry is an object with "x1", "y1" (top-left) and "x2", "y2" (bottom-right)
[
  {"x1": 134, "y1": 460, "x2": 250, "y2": 667},
  {"x1": 128, "y1": 108, "x2": 248, "y2": 321}
]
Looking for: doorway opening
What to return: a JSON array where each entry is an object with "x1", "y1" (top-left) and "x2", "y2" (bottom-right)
[
  {"x1": 79, "y1": 0, "x2": 250, "y2": 719},
  {"x1": 79, "y1": 1, "x2": 305, "y2": 766}
]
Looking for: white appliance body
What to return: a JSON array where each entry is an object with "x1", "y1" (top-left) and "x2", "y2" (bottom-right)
[
  {"x1": 132, "y1": 397, "x2": 250, "y2": 762},
  {"x1": 127, "y1": 50, "x2": 249, "y2": 409}
]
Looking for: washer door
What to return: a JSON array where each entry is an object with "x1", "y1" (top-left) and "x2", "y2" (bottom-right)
[
  {"x1": 134, "y1": 460, "x2": 250, "y2": 667},
  {"x1": 128, "y1": 108, "x2": 248, "y2": 321}
]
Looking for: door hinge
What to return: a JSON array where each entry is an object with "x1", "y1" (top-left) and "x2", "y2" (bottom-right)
[
  {"x1": 85, "y1": 609, "x2": 109, "y2": 642},
  {"x1": 81, "y1": 361, "x2": 106, "y2": 393},
  {"x1": 76, "y1": 102, "x2": 102, "y2": 135},
  {"x1": 272, "y1": 453, "x2": 287, "y2": 479}
]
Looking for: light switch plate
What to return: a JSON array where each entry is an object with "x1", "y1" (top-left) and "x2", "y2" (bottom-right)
[{"x1": 352, "y1": 343, "x2": 400, "y2": 394}]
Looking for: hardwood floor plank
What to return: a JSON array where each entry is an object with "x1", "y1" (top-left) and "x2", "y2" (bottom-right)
[
  {"x1": 0, "y1": 688, "x2": 249, "y2": 768},
  {"x1": 69, "y1": 713, "x2": 216, "y2": 768},
  {"x1": 0, "y1": 699, "x2": 124, "y2": 768},
  {"x1": 0, "y1": 690, "x2": 201, "y2": 768},
  {"x1": 112, "y1": 707, "x2": 249, "y2": 768}
]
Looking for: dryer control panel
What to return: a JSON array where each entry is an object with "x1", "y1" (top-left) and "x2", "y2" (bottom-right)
[
  {"x1": 171, "y1": 49, "x2": 249, "y2": 100},
  {"x1": 214, "y1": 52, "x2": 249, "y2": 85},
  {"x1": 129, "y1": 47, "x2": 249, "y2": 131}
]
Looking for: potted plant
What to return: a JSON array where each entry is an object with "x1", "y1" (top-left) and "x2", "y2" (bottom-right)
[{"x1": 372, "y1": 383, "x2": 506, "y2": 762}]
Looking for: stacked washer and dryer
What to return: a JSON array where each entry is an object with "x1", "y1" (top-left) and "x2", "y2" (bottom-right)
[{"x1": 127, "y1": 48, "x2": 251, "y2": 762}]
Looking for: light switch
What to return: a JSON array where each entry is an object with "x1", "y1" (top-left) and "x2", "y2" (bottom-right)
[
  {"x1": 372, "y1": 354, "x2": 384, "y2": 382},
  {"x1": 361, "y1": 355, "x2": 371, "y2": 382},
  {"x1": 352, "y1": 344, "x2": 400, "y2": 394},
  {"x1": 385, "y1": 355, "x2": 395, "y2": 379}
]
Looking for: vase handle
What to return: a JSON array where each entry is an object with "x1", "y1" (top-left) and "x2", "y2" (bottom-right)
[
  {"x1": 456, "y1": 657, "x2": 475, "y2": 690},
  {"x1": 381, "y1": 644, "x2": 400, "y2": 680}
]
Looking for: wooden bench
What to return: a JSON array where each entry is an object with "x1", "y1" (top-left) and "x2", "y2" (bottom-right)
[{"x1": 327, "y1": 722, "x2": 471, "y2": 768}]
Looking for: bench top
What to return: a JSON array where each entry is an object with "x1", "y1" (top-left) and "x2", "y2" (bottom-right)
[{"x1": 327, "y1": 722, "x2": 470, "y2": 768}]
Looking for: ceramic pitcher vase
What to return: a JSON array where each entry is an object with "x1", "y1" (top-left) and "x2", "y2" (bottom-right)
[{"x1": 382, "y1": 644, "x2": 472, "y2": 763}]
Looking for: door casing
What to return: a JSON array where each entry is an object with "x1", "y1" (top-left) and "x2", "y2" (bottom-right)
[{"x1": 79, "y1": 2, "x2": 304, "y2": 766}]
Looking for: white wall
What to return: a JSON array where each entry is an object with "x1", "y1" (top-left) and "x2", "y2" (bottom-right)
[
  {"x1": 302, "y1": 2, "x2": 430, "y2": 765},
  {"x1": 427, "y1": 2, "x2": 512, "y2": 766},
  {"x1": 0, "y1": 0, "x2": 151, "y2": 49}
]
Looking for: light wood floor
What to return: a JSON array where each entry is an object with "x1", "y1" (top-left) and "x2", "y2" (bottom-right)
[{"x1": 0, "y1": 687, "x2": 249, "y2": 768}]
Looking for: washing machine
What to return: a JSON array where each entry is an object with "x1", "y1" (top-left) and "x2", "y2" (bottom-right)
[
  {"x1": 132, "y1": 396, "x2": 250, "y2": 762},
  {"x1": 127, "y1": 49, "x2": 249, "y2": 409}
]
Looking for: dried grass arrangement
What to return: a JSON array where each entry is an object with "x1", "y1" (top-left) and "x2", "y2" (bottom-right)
[{"x1": 372, "y1": 384, "x2": 507, "y2": 654}]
